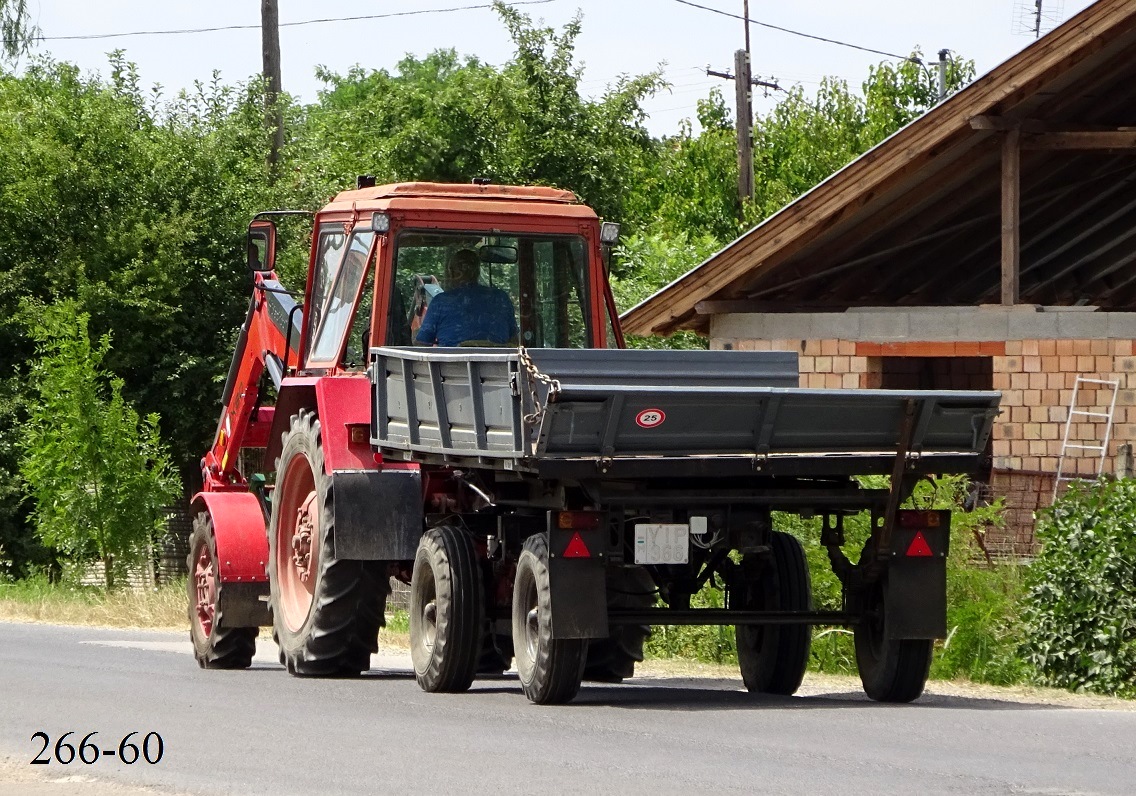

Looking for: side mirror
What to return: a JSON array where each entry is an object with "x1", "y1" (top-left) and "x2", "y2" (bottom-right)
[{"x1": 247, "y1": 220, "x2": 276, "y2": 274}]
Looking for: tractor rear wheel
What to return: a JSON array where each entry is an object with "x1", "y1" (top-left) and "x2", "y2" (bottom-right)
[
  {"x1": 410, "y1": 525, "x2": 484, "y2": 692},
  {"x1": 735, "y1": 530, "x2": 813, "y2": 695},
  {"x1": 512, "y1": 534, "x2": 587, "y2": 704},
  {"x1": 187, "y1": 513, "x2": 257, "y2": 669},
  {"x1": 584, "y1": 565, "x2": 654, "y2": 682},
  {"x1": 268, "y1": 410, "x2": 389, "y2": 676},
  {"x1": 854, "y1": 580, "x2": 933, "y2": 703}
]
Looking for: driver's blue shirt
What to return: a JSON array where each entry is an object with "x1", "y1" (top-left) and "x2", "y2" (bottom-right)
[{"x1": 415, "y1": 283, "x2": 518, "y2": 347}]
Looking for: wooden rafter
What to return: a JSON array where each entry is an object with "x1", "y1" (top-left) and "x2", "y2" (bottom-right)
[{"x1": 1025, "y1": 131, "x2": 1136, "y2": 149}]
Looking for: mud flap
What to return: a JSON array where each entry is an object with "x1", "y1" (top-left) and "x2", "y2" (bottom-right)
[
  {"x1": 218, "y1": 582, "x2": 271, "y2": 628},
  {"x1": 332, "y1": 469, "x2": 423, "y2": 560},
  {"x1": 884, "y1": 510, "x2": 950, "y2": 640},
  {"x1": 547, "y1": 524, "x2": 609, "y2": 640}
]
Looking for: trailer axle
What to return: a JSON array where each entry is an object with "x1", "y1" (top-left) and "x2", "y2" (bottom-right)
[{"x1": 606, "y1": 610, "x2": 857, "y2": 626}]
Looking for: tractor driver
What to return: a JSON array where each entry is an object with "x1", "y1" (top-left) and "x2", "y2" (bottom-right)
[{"x1": 415, "y1": 248, "x2": 518, "y2": 347}]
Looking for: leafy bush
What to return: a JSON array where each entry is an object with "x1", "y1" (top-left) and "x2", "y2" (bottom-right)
[
  {"x1": 1021, "y1": 478, "x2": 1136, "y2": 697},
  {"x1": 645, "y1": 580, "x2": 737, "y2": 664}
]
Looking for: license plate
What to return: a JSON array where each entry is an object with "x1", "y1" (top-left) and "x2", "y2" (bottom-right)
[{"x1": 633, "y1": 524, "x2": 689, "y2": 565}]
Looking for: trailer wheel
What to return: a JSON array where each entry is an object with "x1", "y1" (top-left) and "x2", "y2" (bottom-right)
[
  {"x1": 410, "y1": 525, "x2": 484, "y2": 692},
  {"x1": 735, "y1": 530, "x2": 813, "y2": 696},
  {"x1": 584, "y1": 565, "x2": 654, "y2": 682},
  {"x1": 187, "y1": 513, "x2": 257, "y2": 669},
  {"x1": 268, "y1": 410, "x2": 389, "y2": 676},
  {"x1": 512, "y1": 534, "x2": 587, "y2": 704},
  {"x1": 854, "y1": 581, "x2": 933, "y2": 703}
]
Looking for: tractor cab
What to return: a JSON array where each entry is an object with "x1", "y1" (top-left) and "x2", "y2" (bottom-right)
[{"x1": 251, "y1": 182, "x2": 624, "y2": 377}]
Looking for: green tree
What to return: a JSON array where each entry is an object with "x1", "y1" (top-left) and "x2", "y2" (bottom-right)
[
  {"x1": 0, "y1": 54, "x2": 298, "y2": 462},
  {"x1": 20, "y1": 304, "x2": 180, "y2": 588},
  {"x1": 299, "y1": 2, "x2": 663, "y2": 230},
  {"x1": 616, "y1": 50, "x2": 977, "y2": 333},
  {"x1": 628, "y1": 90, "x2": 741, "y2": 246},
  {"x1": 1, "y1": 0, "x2": 36, "y2": 62}
]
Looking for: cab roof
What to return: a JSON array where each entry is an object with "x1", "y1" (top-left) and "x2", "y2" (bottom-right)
[{"x1": 323, "y1": 182, "x2": 597, "y2": 220}]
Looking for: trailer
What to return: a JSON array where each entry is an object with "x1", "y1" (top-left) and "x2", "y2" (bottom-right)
[{"x1": 188, "y1": 180, "x2": 999, "y2": 704}]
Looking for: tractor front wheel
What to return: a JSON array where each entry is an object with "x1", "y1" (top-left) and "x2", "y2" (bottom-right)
[{"x1": 187, "y1": 513, "x2": 256, "y2": 669}]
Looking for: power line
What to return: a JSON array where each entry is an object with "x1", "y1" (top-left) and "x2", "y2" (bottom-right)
[
  {"x1": 5, "y1": 1, "x2": 554, "y2": 45},
  {"x1": 671, "y1": 0, "x2": 923, "y2": 65}
]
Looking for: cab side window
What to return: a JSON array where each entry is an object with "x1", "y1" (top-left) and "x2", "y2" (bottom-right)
[{"x1": 308, "y1": 229, "x2": 375, "y2": 364}]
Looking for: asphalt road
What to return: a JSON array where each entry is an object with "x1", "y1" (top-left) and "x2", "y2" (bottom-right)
[{"x1": 2, "y1": 622, "x2": 1135, "y2": 795}]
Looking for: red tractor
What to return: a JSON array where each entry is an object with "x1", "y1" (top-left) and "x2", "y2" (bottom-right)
[{"x1": 189, "y1": 180, "x2": 998, "y2": 704}]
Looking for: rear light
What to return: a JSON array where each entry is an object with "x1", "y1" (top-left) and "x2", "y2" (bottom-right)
[
  {"x1": 348, "y1": 424, "x2": 369, "y2": 446},
  {"x1": 897, "y1": 510, "x2": 943, "y2": 529},
  {"x1": 557, "y1": 511, "x2": 603, "y2": 530}
]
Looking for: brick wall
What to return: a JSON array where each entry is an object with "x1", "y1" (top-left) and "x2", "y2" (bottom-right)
[{"x1": 992, "y1": 339, "x2": 1134, "y2": 476}]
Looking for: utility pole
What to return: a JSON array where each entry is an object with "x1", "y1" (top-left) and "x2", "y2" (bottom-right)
[
  {"x1": 707, "y1": 56, "x2": 780, "y2": 203},
  {"x1": 261, "y1": 0, "x2": 284, "y2": 176},
  {"x1": 706, "y1": 1, "x2": 780, "y2": 204},
  {"x1": 734, "y1": 47, "x2": 754, "y2": 202},
  {"x1": 937, "y1": 49, "x2": 949, "y2": 102},
  {"x1": 737, "y1": 0, "x2": 753, "y2": 203}
]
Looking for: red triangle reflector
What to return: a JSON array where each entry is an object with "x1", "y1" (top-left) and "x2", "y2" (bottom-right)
[
  {"x1": 563, "y1": 532, "x2": 591, "y2": 558},
  {"x1": 906, "y1": 531, "x2": 934, "y2": 557}
]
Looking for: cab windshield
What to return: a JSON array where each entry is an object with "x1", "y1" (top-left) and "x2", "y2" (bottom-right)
[{"x1": 388, "y1": 231, "x2": 592, "y2": 349}]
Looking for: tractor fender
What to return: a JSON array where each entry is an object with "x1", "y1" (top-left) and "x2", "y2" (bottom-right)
[
  {"x1": 191, "y1": 491, "x2": 269, "y2": 583},
  {"x1": 265, "y1": 375, "x2": 375, "y2": 473}
]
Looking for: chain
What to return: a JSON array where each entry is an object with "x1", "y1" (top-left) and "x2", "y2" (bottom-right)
[{"x1": 518, "y1": 346, "x2": 560, "y2": 427}]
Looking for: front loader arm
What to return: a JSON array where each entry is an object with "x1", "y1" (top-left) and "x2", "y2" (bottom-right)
[{"x1": 201, "y1": 274, "x2": 302, "y2": 492}]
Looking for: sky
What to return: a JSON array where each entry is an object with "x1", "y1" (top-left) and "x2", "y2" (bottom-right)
[{"x1": 17, "y1": 0, "x2": 1098, "y2": 137}]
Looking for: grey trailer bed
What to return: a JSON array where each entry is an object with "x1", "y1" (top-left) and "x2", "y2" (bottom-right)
[{"x1": 369, "y1": 347, "x2": 1000, "y2": 479}]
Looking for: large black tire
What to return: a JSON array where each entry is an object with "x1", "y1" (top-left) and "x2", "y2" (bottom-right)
[
  {"x1": 584, "y1": 565, "x2": 654, "y2": 682},
  {"x1": 512, "y1": 534, "x2": 587, "y2": 704},
  {"x1": 735, "y1": 531, "x2": 813, "y2": 695},
  {"x1": 854, "y1": 581, "x2": 934, "y2": 703},
  {"x1": 268, "y1": 411, "x2": 389, "y2": 676},
  {"x1": 410, "y1": 525, "x2": 484, "y2": 692},
  {"x1": 187, "y1": 513, "x2": 257, "y2": 669}
]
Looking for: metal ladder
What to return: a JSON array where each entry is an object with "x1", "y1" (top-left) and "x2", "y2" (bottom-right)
[{"x1": 1053, "y1": 376, "x2": 1120, "y2": 500}]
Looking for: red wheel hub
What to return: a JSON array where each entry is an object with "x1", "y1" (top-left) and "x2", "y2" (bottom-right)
[
  {"x1": 275, "y1": 453, "x2": 319, "y2": 632},
  {"x1": 194, "y1": 543, "x2": 216, "y2": 637},
  {"x1": 292, "y1": 493, "x2": 318, "y2": 583}
]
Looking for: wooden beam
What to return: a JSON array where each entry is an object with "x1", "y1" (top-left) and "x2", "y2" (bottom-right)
[
  {"x1": 969, "y1": 115, "x2": 1049, "y2": 133},
  {"x1": 1024, "y1": 131, "x2": 1136, "y2": 149},
  {"x1": 1002, "y1": 129, "x2": 1021, "y2": 306},
  {"x1": 695, "y1": 300, "x2": 853, "y2": 315}
]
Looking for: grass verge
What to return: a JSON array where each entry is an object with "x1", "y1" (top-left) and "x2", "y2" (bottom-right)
[
  {"x1": 0, "y1": 576, "x2": 415, "y2": 649},
  {"x1": 0, "y1": 576, "x2": 188, "y2": 629}
]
